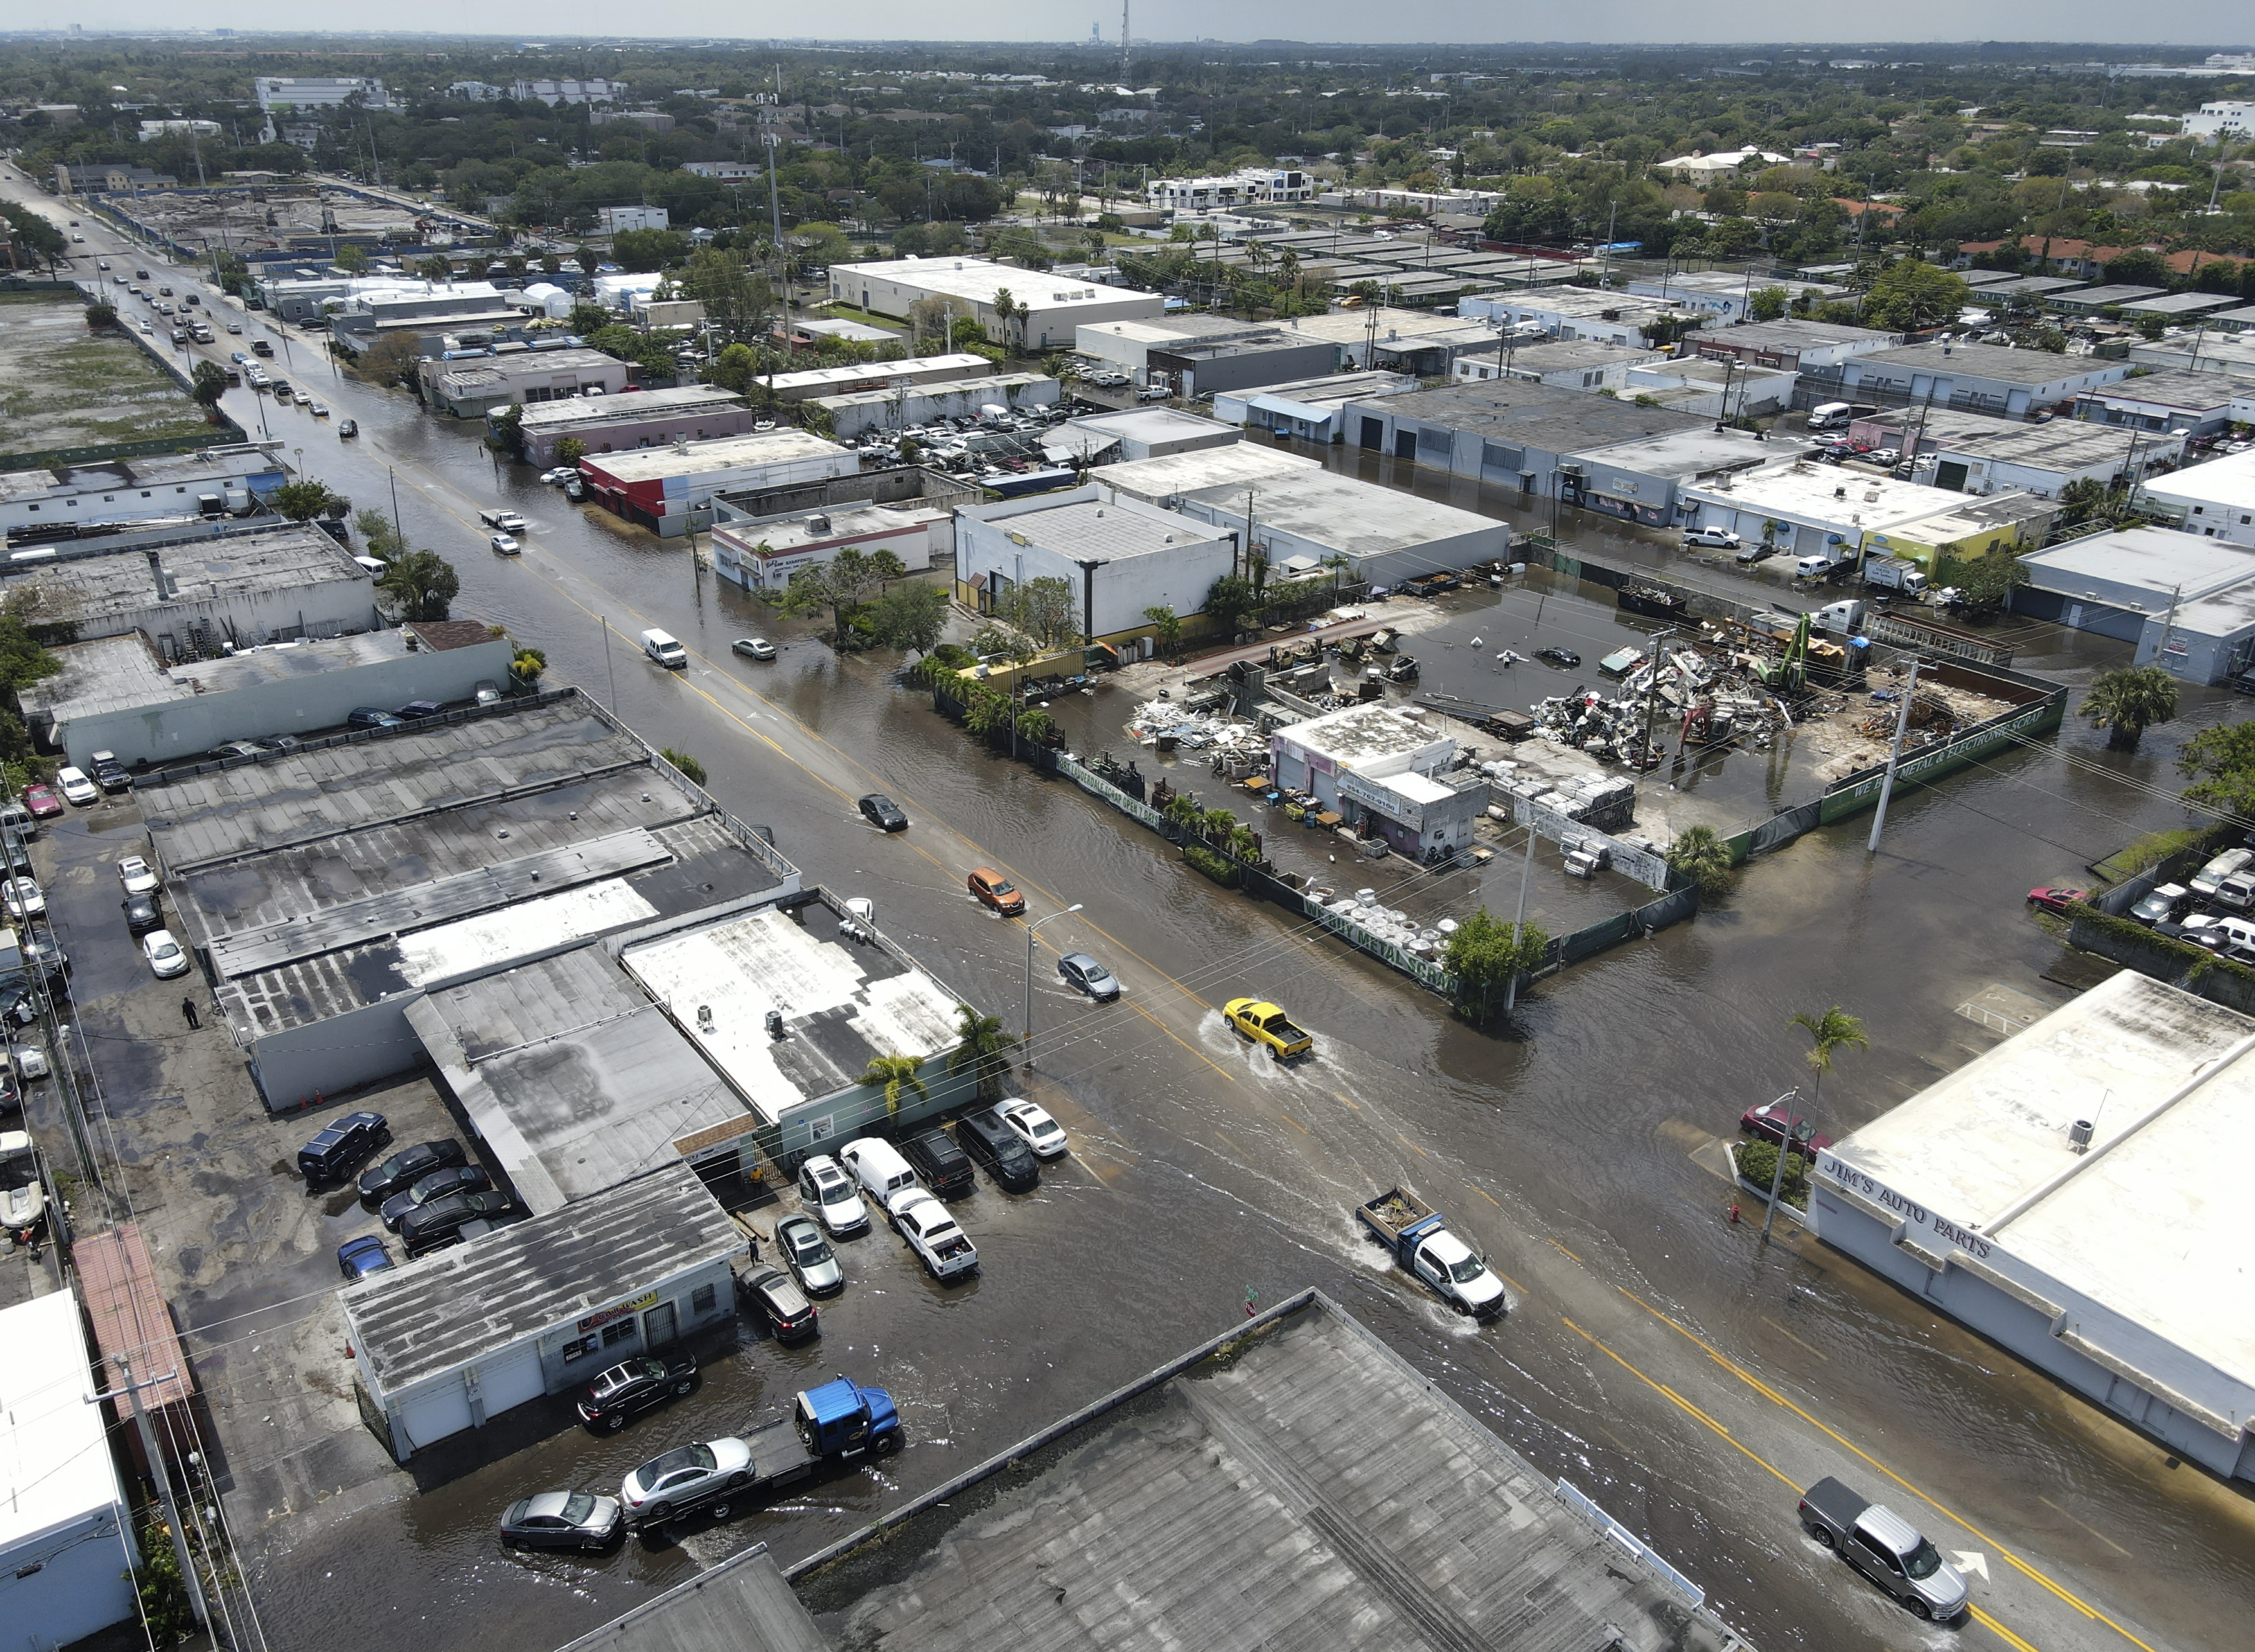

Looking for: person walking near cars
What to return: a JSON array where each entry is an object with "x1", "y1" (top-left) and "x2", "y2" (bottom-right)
[{"x1": 180, "y1": 997, "x2": 200, "y2": 1030}]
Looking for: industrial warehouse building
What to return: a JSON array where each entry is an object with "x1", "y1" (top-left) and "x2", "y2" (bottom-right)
[
  {"x1": 20, "y1": 619, "x2": 513, "y2": 770},
  {"x1": 0, "y1": 520, "x2": 380, "y2": 658},
  {"x1": 2136, "y1": 448, "x2": 2255, "y2": 546},
  {"x1": 1812, "y1": 971, "x2": 2255, "y2": 1482},
  {"x1": 1269, "y1": 705, "x2": 1487, "y2": 859},
  {"x1": 580, "y1": 430, "x2": 859, "y2": 537},
  {"x1": 1342, "y1": 379, "x2": 1708, "y2": 496},
  {"x1": 1681, "y1": 460, "x2": 2051, "y2": 576},
  {"x1": 341, "y1": 1162, "x2": 745, "y2": 1460},
  {"x1": 418, "y1": 346, "x2": 632, "y2": 419},
  {"x1": 0, "y1": 1293, "x2": 139, "y2": 1652},
  {"x1": 955, "y1": 487, "x2": 1236, "y2": 644},
  {"x1": 1849, "y1": 407, "x2": 2161, "y2": 500},
  {"x1": 1833, "y1": 342, "x2": 2133, "y2": 419},
  {"x1": 0, "y1": 443, "x2": 286, "y2": 536},
  {"x1": 553, "y1": 1294, "x2": 1746, "y2": 1652},
  {"x1": 761, "y1": 352, "x2": 993, "y2": 402},
  {"x1": 140, "y1": 692, "x2": 801, "y2": 1109},
  {"x1": 2017, "y1": 526, "x2": 2255, "y2": 682},
  {"x1": 513, "y1": 386, "x2": 759, "y2": 466},
  {"x1": 827, "y1": 257, "x2": 1164, "y2": 350}
]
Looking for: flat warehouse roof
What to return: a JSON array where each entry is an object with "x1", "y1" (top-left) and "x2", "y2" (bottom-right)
[
  {"x1": 1818, "y1": 971, "x2": 2255, "y2": 1396},
  {"x1": 341, "y1": 1162, "x2": 743, "y2": 1396},
  {"x1": 621, "y1": 901, "x2": 962, "y2": 1127},
  {"x1": 410, "y1": 947, "x2": 754, "y2": 1212},
  {"x1": 832, "y1": 257, "x2": 1151, "y2": 312},
  {"x1": 1091, "y1": 444, "x2": 1320, "y2": 501},
  {"x1": 15, "y1": 632, "x2": 179, "y2": 724},
  {"x1": 766, "y1": 354, "x2": 989, "y2": 391},
  {"x1": 969, "y1": 495, "x2": 1232, "y2": 562},
  {"x1": 1280, "y1": 704, "x2": 1446, "y2": 765},
  {"x1": 1182, "y1": 470, "x2": 1498, "y2": 560},
  {"x1": 1357, "y1": 380, "x2": 1708, "y2": 448},
  {"x1": 1855, "y1": 342, "x2": 2111, "y2": 385},
  {"x1": 516, "y1": 386, "x2": 747, "y2": 430},
  {"x1": 584, "y1": 430, "x2": 852, "y2": 483},
  {"x1": 3, "y1": 522, "x2": 369, "y2": 625},
  {"x1": 2083, "y1": 370, "x2": 2242, "y2": 410},
  {"x1": 2143, "y1": 449, "x2": 2255, "y2": 511},
  {"x1": 2019, "y1": 525, "x2": 2255, "y2": 596},
  {"x1": 785, "y1": 1297, "x2": 1722, "y2": 1652},
  {"x1": 1701, "y1": 319, "x2": 1901, "y2": 348}
]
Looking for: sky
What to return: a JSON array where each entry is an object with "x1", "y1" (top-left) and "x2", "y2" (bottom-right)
[{"x1": 31, "y1": 6, "x2": 2255, "y2": 48}]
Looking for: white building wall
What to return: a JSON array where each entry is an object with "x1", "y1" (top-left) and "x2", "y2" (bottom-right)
[
  {"x1": 44, "y1": 573, "x2": 381, "y2": 654},
  {"x1": 0, "y1": 455, "x2": 287, "y2": 533},
  {"x1": 712, "y1": 521, "x2": 935, "y2": 592},
  {"x1": 955, "y1": 509, "x2": 1234, "y2": 640}
]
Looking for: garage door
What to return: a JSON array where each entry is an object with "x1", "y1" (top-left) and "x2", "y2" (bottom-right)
[
  {"x1": 397, "y1": 1380, "x2": 473, "y2": 1451},
  {"x1": 476, "y1": 1342, "x2": 546, "y2": 1420}
]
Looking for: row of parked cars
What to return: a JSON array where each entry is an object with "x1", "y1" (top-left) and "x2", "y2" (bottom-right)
[{"x1": 307, "y1": 1117, "x2": 527, "y2": 1269}]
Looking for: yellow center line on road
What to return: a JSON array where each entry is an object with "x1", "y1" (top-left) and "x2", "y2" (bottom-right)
[
  {"x1": 1546, "y1": 1237, "x2": 1582, "y2": 1262},
  {"x1": 1562, "y1": 1317, "x2": 2052, "y2": 1652},
  {"x1": 1615, "y1": 1288, "x2": 2158, "y2": 1652}
]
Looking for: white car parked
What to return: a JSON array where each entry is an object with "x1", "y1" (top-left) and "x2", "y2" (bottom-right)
[
  {"x1": 0, "y1": 879, "x2": 42, "y2": 920},
  {"x1": 143, "y1": 929, "x2": 191, "y2": 978},
  {"x1": 884, "y1": 1187, "x2": 978, "y2": 1279},
  {"x1": 796, "y1": 1153, "x2": 870, "y2": 1237},
  {"x1": 56, "y1": 767, "x2": 99, "y2": 807},
  {"x1": 117, "y1": 856, "x2": 160, "y2": 897},
  {"x1": 999, "y1": 1098, "x2": 1068, "y2": 1159}
]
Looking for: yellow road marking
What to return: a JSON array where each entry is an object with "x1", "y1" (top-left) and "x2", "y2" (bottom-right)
[
  {"x1": 1547, "y1": 1237, "x2": 1582, "y2": 1262},
  {"x1": 1280, "y1": 1113, "x2": 1310, "y2": 1136},
  {"x1": 1563, "y1": 1317, "x2": 2055, "y2": 1652},
  {"x1": 1397, "y1": 1134, "x2": 1429, "y2": 1157},
  {"x1": 1471, "y1": 1185, "x2": 1500, "y2": 1207},
  {"x1": 1617, "y1": 1289, "x2": 2157, "y2": 1652}
]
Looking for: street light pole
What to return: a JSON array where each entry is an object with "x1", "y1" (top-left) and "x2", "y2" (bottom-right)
[{"x1": 1023, "y1": 904, "x2": 1084, "y2": 1056}]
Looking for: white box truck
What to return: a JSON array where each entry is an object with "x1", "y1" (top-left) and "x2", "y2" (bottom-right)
[{"x1": 1861, "y1": 555, "x2": 1928, "y2": 596}]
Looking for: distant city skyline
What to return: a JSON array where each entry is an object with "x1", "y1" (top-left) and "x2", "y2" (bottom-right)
[{"x1": 17, "y1": 7, "x2": 2255, "y2": 49}]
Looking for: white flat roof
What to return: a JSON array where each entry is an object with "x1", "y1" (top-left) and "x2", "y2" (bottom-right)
[
  {"x1": 834, "y1": 257, "x2": 1146, "y2": 311},
  {"x1": 0, "y1": 1291, "x2": 125, "y2": 1548},
  {"x1": 1068, "y1": 407, "x2": 1238, "y2": 445},
  {"x1": 1093, "y1": 444, "x2": 1321, "y2": 501},
  {"x1": 1278, "y1": 704, "x2": 1449, "y2": 767},
  {"x1": 766, "y1": 353, "x2": 990, "y2": 392},
  {"x1": 2144, "y1": 449, "x2": 2255, "y2": 513},
  {"x1": 1180, "y1": 469, "x2": 1499, "y2": 561},
  {"x1": 1821, "y1": 970, "x2": 2255, "y2": 1394},
  {"x1": 584, "y1": 430, "x2": 851, "y2": 483},
  {"x1": 1688, "y1": 461, "x2": 1991, "y2": 533},
  {"x1": 2020, "y1": 525, "x2": 2255, "y2": 596},
  {"x1": 621, "y1": 904, "x2": 962, "y2": 1126}
]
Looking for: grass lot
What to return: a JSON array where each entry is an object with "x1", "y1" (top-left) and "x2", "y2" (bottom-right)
[{"x1": 0, "y1": 293, "x2": 215, "y2": 458}]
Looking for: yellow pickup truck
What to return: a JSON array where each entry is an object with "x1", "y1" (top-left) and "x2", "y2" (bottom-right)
[{"x1": 1223, "y1": 998, "x2": 1314, "y2": 1060}]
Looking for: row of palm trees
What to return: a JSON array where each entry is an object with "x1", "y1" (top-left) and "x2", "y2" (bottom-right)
[{"x1": 860, "y1": 1005, "x2": 1017, "y2": 1118}]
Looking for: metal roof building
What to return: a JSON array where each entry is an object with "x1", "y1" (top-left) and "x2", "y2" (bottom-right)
[
  {"x1": 554, "y1": 1292, "x2": 1748, "y2": 1652},
  {"x1": 139, "y1": 691, "x2": 797, "y2": 1110},
  {"x1": 341, "y1": 1162, "x2": 744, "y2": 1460},
  {"x1": 2017, "y1": 524, "x2": 2255, "y2": 679},
  {"x1": 1811, "y1": 970, "x2": 2255, "y2": 1482}
]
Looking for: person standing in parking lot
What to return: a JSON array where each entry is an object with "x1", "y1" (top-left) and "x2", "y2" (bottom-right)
[{"x1": 181, "y1": 997, "x2": 200, "y2": 1030}]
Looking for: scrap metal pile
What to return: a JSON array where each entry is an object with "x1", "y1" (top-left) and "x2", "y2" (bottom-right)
[
  {"x1": 1527, "y1": 641, "x2": 1792, "y2": 770},
  {"x1": 1126, "y1": 696, "x2": 1267, "y2": 763}
]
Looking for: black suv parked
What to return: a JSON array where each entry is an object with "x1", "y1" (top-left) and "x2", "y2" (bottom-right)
[
  {"x1": 900, "y1": 1127, "x2": 975, "y2": 1198},
  {"x1": 953, "y1": 1106, "x2": 1040, "y2": 1192},
  {"x1": 356, "y1": 1137, "x2": 467, "y2": 1203},
  {"x1": 297, "y1": 1110, "x2": 390, "y2": 1186}
]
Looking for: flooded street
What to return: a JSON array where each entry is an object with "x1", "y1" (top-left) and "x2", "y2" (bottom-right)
[{"x1": 165, "y1": 322, "x2": 2255, "y2": 1652}]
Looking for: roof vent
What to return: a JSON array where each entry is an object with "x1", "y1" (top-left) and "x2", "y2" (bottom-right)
[
  {"x1": 697, "y1": 1004, "x2": 713, "y2": 1028},
  {"x1": 807, "y1": 513, "x2": 831, "y2": 533}
]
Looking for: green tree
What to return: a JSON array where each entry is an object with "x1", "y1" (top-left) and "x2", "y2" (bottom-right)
[
  {"x1": 129, "y1": 1518, "x2": 195, "y2": 1645},
  {"x1": 2179, "y1": 722, "x2": 2255, "y2": 818},
  {"x1": 353, "y1": 332, "x2": 423, "y2": 388},
  {"x1": 554, "y1": 436, "x2": 586, "y2": 466},
  {"x1": 353, "y1": 507, "x2": 404, "y2": 560},
  {"x1": 416, "y1": 254, "x2": 454, "y2": 282},
  {"x1": 377, "y1": 549, "x2": 460, "y2": 622},
  {"x1": 335, "y1": 242, "x2": 370, "y2": 274},
  {"x1": 1954, "y1": 550, "x2": 2029, "y2": 621},
  {"x1": 189, "y1": 359, "x2": 229, "y2": 410},
  {"x1": 2079, "y1": 666, "x2": 2179, "y2": 751},
  {"x1": 610, "y1": 228, "x2": 689, "y2": 271},
  {"x1": 947, "y1": 1003, "x2": 1019, "y2": 1101},
  {"x1": 1769, "y1": 1005, "x2": 1867, "y2": 1231},
  {"x1": 989, "y1": 286, "x2": 1025, "y2": 351},
  {"x1": 271, "y1": 479, "x2": 347, "y2": 521},
  {"x1": 83, "y1": 301, "x2": 117, "y2": 330},
  {"x1": 676, "y1": 247, "x2": 769, "y2": 339},
  {"x1": 1004, "y1": 574, "x2": 1079, "y2": 651},
  {"x1": 1444, "y1": 906, "x2": 1551, "y2": 1022},
  {"x1": 1014, "y1": 706, "x2": 1058, "y2": 747},
  {"x1": 660, "y1": 747, "x2": 708, "y2": 785},
  {"x1": 782, "y1": 546, "x2": 908, "y2": 643},
  {"x1": 1861, "y1": 260, "x2": 1969, "y2": 332},
  {"x1": 0, "y1": 591, "x2": 61, "y2": 699},
  {"x1": 710, "y1": 342, "x2": 760, "y2": 393},
  {"x1": 865, "y1": 582, "x2": 950, "y2": 656},
  {"x1": 1666, "y1": 824, "x2": 1735, "y2": 897},
  {"x1": 1747, "y1": 284, "x2": 1789, "y2": 322},
  {"x1": 1203, "y1": 574, "x2": 1261, "y2": 638},
  {"x1": 863, "y1": 1053, "x2": 929, "y2": 1117},
  {"x1": 1142, "y1": 604, "x2": 1183, "y2": 660}
]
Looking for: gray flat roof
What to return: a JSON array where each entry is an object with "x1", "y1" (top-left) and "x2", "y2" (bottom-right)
[
  {"x1": 1355, "y1": 379, "x2": 1708, "y2": 448},
  {"x1": 1697, "y1": 318, "x2": 1900, "y2": 349},
  {"x1": 410, "y1": 947, "x2": 754, "y2": 1213},
  {"x1": 1091, "y1": 444, "x2": 1321, "y2": 502},
  {"x1": 2020, "y1": 525, "x2": 2255, "y2": 597},
  {"x1": 1182, "y1": 469, "x2": 1498, "y2": 559},
  {"x1": 786, "y1": 1296, "x2": 1726, "y2": 1652},
  {"x1": 2120, "y1": 292, "x2": 2240, "y2": 317},
  {"x1": 2081, "y1": 370, "x2": 2242, "y2": 411},
  {"x1": 1066, "y1": 407, "x2": 1239, "y2": 445},
  {"x1": 559, "y1": 1545, "x2": 824, "y2": 1652},
  {"x1": 15, "y1": 632, "x2": 180, "y2": 723},
  {"x1": 341, "y1": 1162, "x2": 743, "y2": 1396},
  {"x1": 2049, "y1": 284, "x2": 2167, "y2": 308},
  {"x1": 584, "y1": 430, "x2": 851, "y2": 483},
  {"x1": 1932, "y1": 419, "x2": 2140, "y2": 469},
  {"x1": 1819, "y1": 970, "x2": 2255, "y2": 1405},
  {"x1": 1857, "y1": 342, "x2": 2107, "y2": 385},
  {"x1": 3, "y1": 522, "x2": 369, "y2": 626},
  {"x1": 976, "y1": 495, "x2": 1233, "y2": 563},
  {"x1": 1977, "y1": 276, "x2": 2088, "y2": 297},
  {"x1": 516, "y1": 386, "x2": 748, "y2": 430},
  {"x1": 1569, "y1": 427, "x2": 1802, "y2": 481}
]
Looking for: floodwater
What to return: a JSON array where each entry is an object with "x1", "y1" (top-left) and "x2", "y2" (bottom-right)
[{"x1": 208, "y1": 341, "x2": 2255, "y2": 1652}]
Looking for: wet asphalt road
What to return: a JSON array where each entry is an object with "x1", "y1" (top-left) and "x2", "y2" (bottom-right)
[{"x1": 25, "y1": 192, "x2": 2255, "y2": 1652}]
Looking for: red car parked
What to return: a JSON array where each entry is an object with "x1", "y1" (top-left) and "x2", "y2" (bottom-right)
[
  {"x1": 1740, "y1": 1099, "x2": 1833, "y2": 1159},
  {"x1": 2026, "y1": 886, "x2": 2088, "y2": 917},
  {"x1": 21, "y1": 785, "x2": 62, "y2": 820}
]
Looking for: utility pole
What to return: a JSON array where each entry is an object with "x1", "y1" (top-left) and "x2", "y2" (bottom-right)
[
  {"x1": 1501, "y1": 823, "x2": 1536, "y2": 1014},
  {"x1": 1866, "y1": 658, "x2": 1921, "y2": 853},
  {"x1": 601, "y1": 614, "x2": 617, "y2": 708},
  {"x1": 110, "y1": 1357, "x2": 209, "y2": 1631},
  {"x1": 764, "y1": 64, "x2": 790, "y2": 415}
]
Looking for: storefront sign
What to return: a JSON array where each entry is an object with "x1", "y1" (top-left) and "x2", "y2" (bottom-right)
[
  {"x1": 1817, "y1": 1155, "x2": 1993, "y2": 1260},
  {"x1": 578, "y1": 1291, "x2": 659, "y2": 1335}
]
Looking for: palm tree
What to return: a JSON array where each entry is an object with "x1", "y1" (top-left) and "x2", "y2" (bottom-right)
[
  {"x1": 376, "y1": 549, "x2": 460, "y2": 622},
  {"x1": 1666, "y1": 825, "x2": 1734, "y2": 898},
  {"x1": 863, "y1": 1053, "x2": 928, "y2": 1118},
  {"x1": 2080, "y1": 666, "x2": 2179, "y2": 751},
  {"x1": 947, "y1": 1005, "x2": 1019, "y2": 1101},
  {"x1": 989, "y1": 287, "x2": 1022, "y2": 353},
  {"x1": 1770, "y1": 1005, "x2": 1868, "y2": 1236}
]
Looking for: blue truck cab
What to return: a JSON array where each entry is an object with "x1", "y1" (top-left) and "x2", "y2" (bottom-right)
[{"x1": 796, "y1": 1376, "x2": 902, "y2": 1459}]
